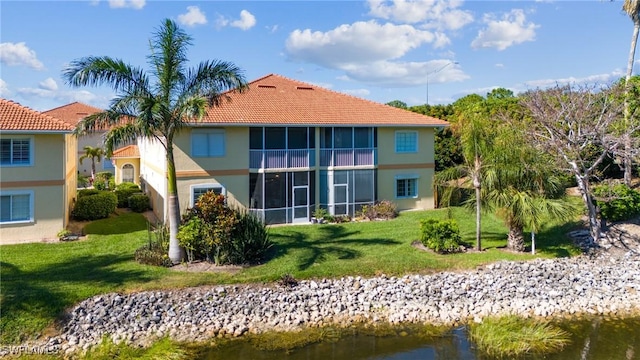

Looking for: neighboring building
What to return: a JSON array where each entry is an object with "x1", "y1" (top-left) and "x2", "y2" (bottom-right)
[
  {"x1": 110, "y1": 145, "x2": 140, "y2": 185},
  {"x1": 115, "y1": 74, "x2": 449, "y2": 225},
  {"x1": 0, "y1": 98, "x2": 77, "y2": 244},
  {"x1": 44, "y1": 102, "x2": 115, "y2": 177}
]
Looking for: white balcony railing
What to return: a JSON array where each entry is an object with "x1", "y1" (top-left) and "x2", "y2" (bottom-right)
[
  {"x1": 250, "y1": 149, "x2": 315, "y2": 169},
  {"x1": 319, "y1": 148, "x2": 376, "y2": 167}
]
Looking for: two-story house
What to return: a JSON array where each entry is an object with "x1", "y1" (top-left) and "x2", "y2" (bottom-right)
[
  {"x1": 44, "y1": 102, "x2": 115, "y2": 178},
  {"x1": 0, "y1": 99, "x2": 77, "y2": 244},
  {"x1": 114, "y1": 74, "x2": 448, "y2": 225}
]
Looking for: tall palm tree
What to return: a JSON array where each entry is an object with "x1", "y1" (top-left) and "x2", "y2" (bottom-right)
[
  {"x1": 623, "y1": 0, "x2": 640, "y2": 185},
  {"x1": 79, "y1": 145, "x2": 104, "y2": 181},
  {"x1": 435, "y1": 99, "x2": 494, "y2": 251},
  {"x1": 64, "y1": 19, "x2": 248, "y2": 264}
]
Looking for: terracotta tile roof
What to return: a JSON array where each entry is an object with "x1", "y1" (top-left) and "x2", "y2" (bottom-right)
[
  {"x1": 111, "y1": 145, "x2": 139, "y2": 158},
  {"x1": 197, "y1": 74, "x2": 449, "y2": 127},
  {"x1": 43, "y1": 102, "x2": 102, "y2": 126},
  {"x1": 0, "y1": 98, "x2": 74, "y2": 132}
]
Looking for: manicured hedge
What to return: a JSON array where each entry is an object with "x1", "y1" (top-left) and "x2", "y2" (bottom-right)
[
  {"x1": 128, "y1": 194, "x2": 150, "y2": 213},
  {"x1": 72, "y1": 192, "x2": 117, "y2": 220}
]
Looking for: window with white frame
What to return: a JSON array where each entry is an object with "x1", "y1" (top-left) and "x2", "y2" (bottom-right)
[
  {"x1": 0, "y1": 191, "x2": 33, "y2": 223},
  {"x1": 191, "y1": 184, "x2": 225, "y2": 207},
  {"x1": 395, "y1": 174, "x2": 418, "y2": 198},
  {"x1": 191, "y1": 129, "x2": 225, "y2": 157},
  {"x1": 0, "y1": 138, "x2": 32, "y2": 166},
  {"x1": 122, "y1": 164, "x2": 135, "y2": 183},
  {"x1": 394, "y1": 131, "x2": 417, "y2": 153}
]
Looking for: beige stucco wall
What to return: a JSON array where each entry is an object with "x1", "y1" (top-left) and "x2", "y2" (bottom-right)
[
  {"x1": 0, "y1": 134, "x2": 66, "y2": 182},
  {"x1": 376, "y1": 127, "x2": 436, "y2": 210},
  {"x1": 0, "y1": 185, "x2": 66, "y2": 244},
  {"x1": 0, "y1": 133, "x2": 75, "y2": 244},
  {"x1": 173, "y1": 127, "x2": 250, "y2": 172},
  {"x1": 65, "y1": 134, "x2": 78, "y2": 226},
  {"x1": 177, "y1": 175, "x2": 249, "y2": 213},
  {"x1": 113, "y1": 158, "x2": 141, "y2": 185}
]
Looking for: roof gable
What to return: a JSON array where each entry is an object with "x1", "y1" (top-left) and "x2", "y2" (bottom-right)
[
  {"x1": 43, "y1": 102, "x2": 102, "y2": 126},
  {"x1": 0, "y1": 98, "x2": 74, "y2": 132},
  {"x1": 111, "y1": 144, "x2": 139, "y2": 158},
  {"x1": 198, "y1": 74, "x2": 449, "y2": 127}
]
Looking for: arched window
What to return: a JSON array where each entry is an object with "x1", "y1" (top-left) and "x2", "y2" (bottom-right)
[{"x1": 122, "y1": 164, "x2": 135, "y2": 183}]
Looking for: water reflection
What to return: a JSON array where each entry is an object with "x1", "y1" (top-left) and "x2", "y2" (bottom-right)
[{"x1": 199, "y1": 317, "x2": 640, "y2": 360}]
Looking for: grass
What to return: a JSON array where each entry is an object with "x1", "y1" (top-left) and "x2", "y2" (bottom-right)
[
  {"x1": 468, "y1": 315, "x2": 571, "y2": 358},
  {"x1": 0, "y1": 206, "x2": 581, "y2": 345}
]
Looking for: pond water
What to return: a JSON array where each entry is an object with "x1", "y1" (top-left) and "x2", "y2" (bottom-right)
[{"x1": 197, "y1": 317, "x2": 640, "y2": 360}]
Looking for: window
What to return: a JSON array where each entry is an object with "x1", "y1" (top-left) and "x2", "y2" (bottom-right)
[
  {"x1": 122, "y1": 164, "x2": 135, "y2": 183},
  {"x1": 395, "y1": 131, "x2": 417, "y2": 153},
  {"x1": 0, "y1": 191, "x2": 33, "y2": 223},
  {"x1": 192, "y1": 129, "x2": 225, "y2": 157},
  {"x1": 0, "y1": 138, "x2": 32, "y2": 166},
  {"x1": 395, "y1": 175, "x2": 418, "y2": 198},
  {"x1": 190, "y1": 184, "x2": 225, "y2": 207}
]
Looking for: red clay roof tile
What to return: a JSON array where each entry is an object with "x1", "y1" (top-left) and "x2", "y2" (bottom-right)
[
  {"x1": 197, "y1": 74, "x2": 449, "y2": 127},
  {"x1": 0, "y1": 98, "x2": 74, "y2": 132},
  {"x1": 110, "y1": 144, "x2": 139, "y2": 158},
  {"x1": 43, "y1": 102, "x2": 102, "y2": 126}
]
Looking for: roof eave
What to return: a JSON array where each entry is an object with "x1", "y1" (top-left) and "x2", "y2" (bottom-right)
[{"x1": 0, "y1": 130, "x2": 74, "y2": 134}]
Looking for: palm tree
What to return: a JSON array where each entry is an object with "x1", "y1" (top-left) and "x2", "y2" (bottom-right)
[
  {"x1": 623, "y1": 0, "x2": 640, "y2": 185},
  {"x1": 483, "y1": 132, "x2": 575, "y2": 252},
  {"x1": 435, "y1": 98, "x2": 494, "y2": 251},
  {"x1": 63, "y1": 19, "x2": 248, "y2": 264},
  {"x1": 79, "y1": 145, "x2": 104, "y2": 181}
]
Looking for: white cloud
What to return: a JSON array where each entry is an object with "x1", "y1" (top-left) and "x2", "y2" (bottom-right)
[
  {"x1": 178, "y1": 6, "x2": 207, "y2": 27},
  {"x1": 0, "y1": 78, "x2": 10, "y2": 97},
  {"x1": 0, "y1": 42, "x2": 44, "y2": 70},
  {"x1": 39, "y1": 78, "x2": 58, "y2": 91},
  {"x1": 342, "y1": 59, "x2": 468, "y2": 87},
  {"x1": 216, "y1": 10, "x2": 256, "y2": 31},
  {"x1": 522, "y1": 70, "x2": 624, "y2": 90},
  {"x1": 367, "y1": 0, "x2": 473, "y2": 31},
  {"x1": 495, "y1": 63, "x2": 504, "y2": 68},
  {"x1": 108, "y1": 0, "x2": 145, "y2": 9},
  {"x1": 471, "y1": 9, "x2": 539, "y2": 51},
  {"x1": 231, "y1": 10, "x2": 256, "y2": 30},
  {"x1": 341, "y1": 88, "x2": 371, "y2": 97},
  {"x1": 286, "y1": 20, "x2": 438, "y2": 69},
  {"x1": 266, "y1": 24, "x2": 279, "y2": 33}
]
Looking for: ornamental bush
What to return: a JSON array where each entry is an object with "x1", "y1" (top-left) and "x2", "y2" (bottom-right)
[
  {"x1": 419, "y1": 218, "x2": 463, "y2": 254},
  {"x1": 357, "y1": 200, "x2": 398, "y2": 220},
  {"x1": 178, "y1": 192, "x2": 271, "y2": 265},
  {"x1": 593, "y1": 183, "x2": 640, "y2": 222},
  {"x1": 128, "y1": 194, "x2": 150, "y2": 213},
  {"x1": 114, "y1": 188, "x2": 141, "y2": 208},
  {"x1": 77, "y1": 188, "x2": 101, "y2": 198},
  {"x1": 72, "y1": 191, "x2": 117, "y2": 220}
]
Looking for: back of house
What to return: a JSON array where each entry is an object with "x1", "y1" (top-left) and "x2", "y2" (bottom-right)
[{"x1": 0, "y1": 98, "x2": 77, "y2": 244}]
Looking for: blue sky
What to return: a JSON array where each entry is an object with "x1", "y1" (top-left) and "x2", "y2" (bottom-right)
[{"x1": 0, "y1": 0, "x2": 638, "y2": 112}]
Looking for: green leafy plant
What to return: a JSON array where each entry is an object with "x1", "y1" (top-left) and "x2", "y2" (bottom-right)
[
  {"x1": 56, "y1": 229, "x2": 72, "y2": 240},
  {"x1": 593, "y1": 182, "x2": 640, "y2": 222},
  {"x1": 312, "y1": 207, "x2": 330, "y2": 221},
  {"x1": 229, "y1": 211, "x2": 272, "y2": 264},
  {"x1": 135, "y1": 223, "x2": 171, "y2": 267},
  {"x1": 72, "y1": 192, "x2": 117, "y2": 220},
  {"x1": 419, "y1": 218, "x2": 463, "y2": 254},
  {"x1": 128, "y1": 194, "x2": 150, "y2": 213},
  {"x1": 177, "y1": 216, "x2": 206, "y2": 263}
]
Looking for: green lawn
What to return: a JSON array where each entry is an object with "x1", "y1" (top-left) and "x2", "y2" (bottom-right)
[{"x1": 0, "y1": 207, "x2": 581, "y2": 344}]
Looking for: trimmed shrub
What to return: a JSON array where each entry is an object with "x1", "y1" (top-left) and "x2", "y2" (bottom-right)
[
  {"x1": 177, "y1": 216, "x2": 207, "y2": 262},
  {"x1": 593, "y1": 183, "x2": 640, "y2": 222},
  {"x1": 115, "y1": 188, "x2": 141, "y2": 208},
  {"x1": 72, "y1": 191, "x2": 117, "y2": 220},
  {"x1": 128, "y1": 194, "x2": 150, "y2": 213},
  {"x1": 116, "y1": 182, "x2": 139, "y2": 191},
  {"x1": 77, "y1": 188, "x2": 101, "y2": 198},
  {"x1": 419, "y1": 218, "x2": 463, "y2": 254},
  {"x1": 357, "y1": 200, "x2": 398, "y2": 220}
]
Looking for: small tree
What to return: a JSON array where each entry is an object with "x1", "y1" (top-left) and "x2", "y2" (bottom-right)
[
  {"x1": 79, "y1": 145, "x2": 104, "y2": 181},
  {"x1": 519, "y1": 83, "x2": 629, "y2": 244}
]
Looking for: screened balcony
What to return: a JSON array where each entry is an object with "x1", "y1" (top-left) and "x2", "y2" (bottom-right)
[
  {"x1": 319, "y1": 148, "x2": 377, "y2": 167},
  {"x1": 250, "y1": 149, "x2": 316, "y2": 169}
]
